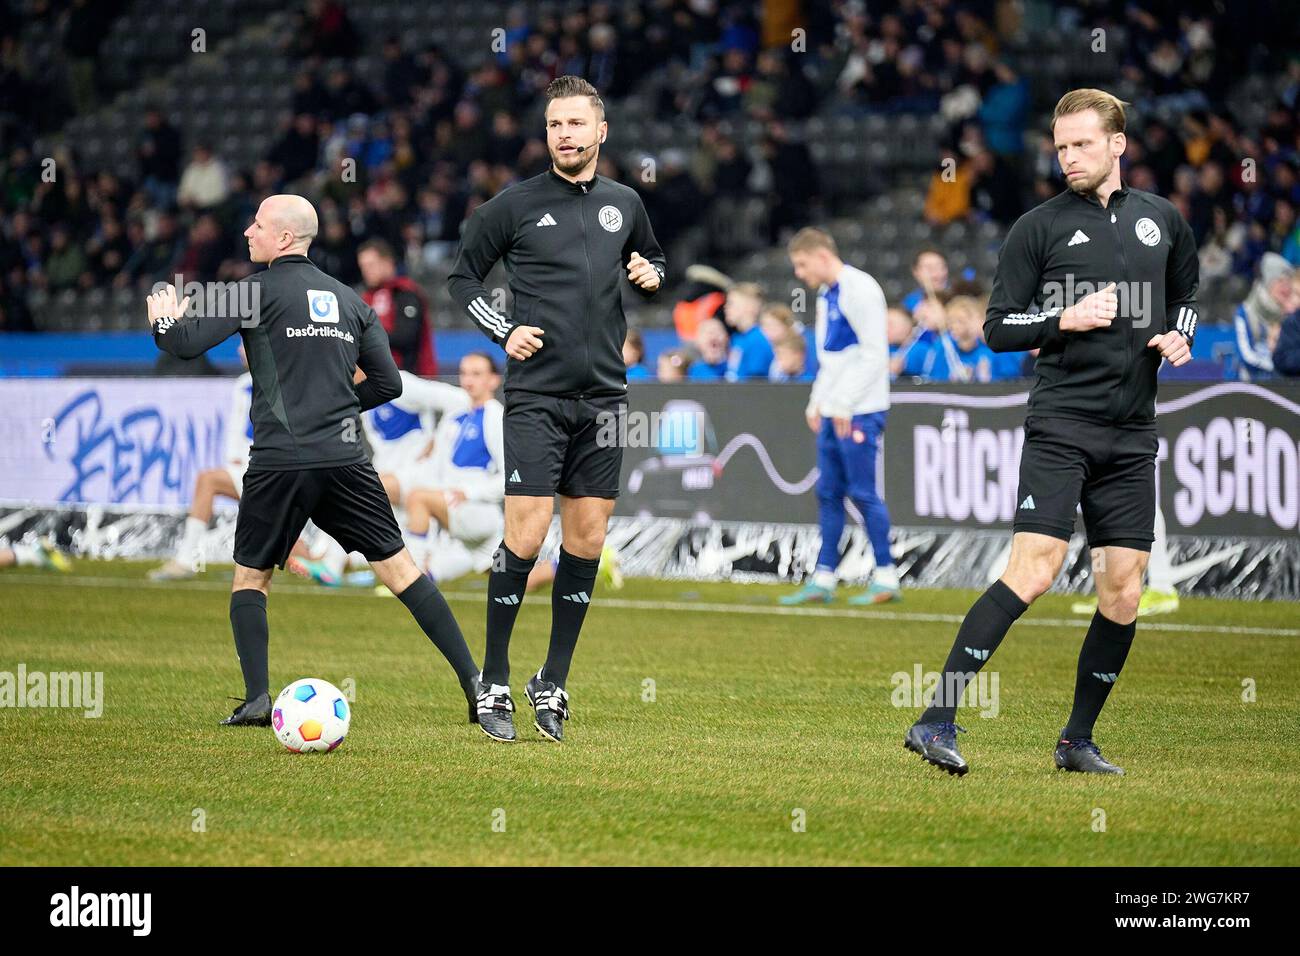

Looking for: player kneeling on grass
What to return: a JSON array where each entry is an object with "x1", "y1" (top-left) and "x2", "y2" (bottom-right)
[
  {"x1": 905, "y1": 89, "x2": 1198, "y2": 777},
  {"x1": 401, "y1": 352, "x2": 507, "y2": 583}
]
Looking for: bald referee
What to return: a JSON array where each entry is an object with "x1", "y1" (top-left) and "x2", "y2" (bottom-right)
[{"x1": 148, "y1": 194, "x2": 481, "y2": 727}]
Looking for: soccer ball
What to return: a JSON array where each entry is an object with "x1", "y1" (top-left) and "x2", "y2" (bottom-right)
[{"x1": 272, "y1": 678, "x2": 350, "y2": 753}]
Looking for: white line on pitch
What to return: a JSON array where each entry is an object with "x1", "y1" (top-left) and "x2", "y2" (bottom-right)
[{"x1": 3, "y1": 573, "x2": 1298, "y2": 638}]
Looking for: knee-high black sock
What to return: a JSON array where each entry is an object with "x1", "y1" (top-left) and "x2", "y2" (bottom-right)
[
  {"x1": 483, "y1": 543, "x2": 537, "y2": 687},
  {"x1": 920, "y1": 579, "x2": 1028, "y2": 723},
  {"x1": 541, "y1": 548, "x2": 601, "y2": 689},
  {"x1": 397, "y1": 575, "x2": 478, "y2": 689},
  {"x1": 230, "y1": 589, "x2": 269, "y2": 700},
  {"x1": 1062, "y1": 610, "x2": 1135, "y2": 740}
]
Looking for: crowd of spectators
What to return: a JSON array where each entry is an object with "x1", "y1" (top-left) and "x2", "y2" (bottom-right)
[
  {"x1": 634, "y1": 245, "x2": 1032, "y2": 384},
  {"x1": 2, "y1": 0, "x2": 837, "y2": 330},
  {"x1": 3, "y1": 0, "x2": 1300, "y2": 388},
  {"x1": 642, "y1": 236, "x2": 1300, "y2": 384}
]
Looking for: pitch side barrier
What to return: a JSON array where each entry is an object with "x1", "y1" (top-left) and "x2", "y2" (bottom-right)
[{"x1": 2, "y1": 378, "x2": 1297, "y2": 598}]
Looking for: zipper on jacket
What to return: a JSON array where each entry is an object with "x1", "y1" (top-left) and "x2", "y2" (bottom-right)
[
  {"x1": 579, "y1": 180, "x2": 594, "y2": 392},
  {"x1": 1106, "y1": 199, "x2": 1133, "y2": 421}
]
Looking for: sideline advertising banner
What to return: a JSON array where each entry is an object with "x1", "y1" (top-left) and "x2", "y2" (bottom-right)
[
  {"x1": 617, "y1": 381, "x2": 1300, "y2": 539},
  {"x1": 0, "y1": 377, "x2": 232, "y2": 507}
]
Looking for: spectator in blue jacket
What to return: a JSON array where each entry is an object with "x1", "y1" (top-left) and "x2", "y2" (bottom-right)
[
  {"x1": 623, "y1": 328, "x2": 652, "y2": 381},
  {"x1": 688, "y1": 317, "x2": 731, "y2": 380},
  {"x1": 977, "y1": 63, "x2": 1030, "y2": 157},
  {"x1": 901, "y1": 247, "x2": 950, "y2": 315},
  {"x1": 893, "y1": 294, "x2": 948, "y2": 379},
  {"x1": 886, "y1": 305, "x2": 913, "y2": 364},
  {"x1": 724, "y1": 282, "x2": 774, "y2": 380},
  {"x1": 768, "y1": 330, "x2": 814, "y2": 382},
  {"x1": 939, "y1": 295, "x2": 997, "y2": 382}
]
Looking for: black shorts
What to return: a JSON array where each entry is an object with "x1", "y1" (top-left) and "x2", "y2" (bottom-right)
[
  {"x1": 233, "y1": 462, "x2": 405, "y2": 570},
  {"x1": 503, "y1": 391, "x2": 623, "y2": 498},
  {"x1": 1013, "y1": 416, "x2": 1157, "y2": 551}
]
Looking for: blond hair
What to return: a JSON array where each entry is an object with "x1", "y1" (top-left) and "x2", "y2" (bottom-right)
[
  {"x1": 761, "y1": 303, "x2": 794, "y2": 328},
  {"x1": 945, "y1": 295, "x2": 983, "y2": 321},
  {"x1": 787, "y1": 227, "x2": 838, "y2": 257},
  {"x1": 775, "y1": 330, "x2": 806, "y2": 354},
  {"x1": 1051, "y1": 88, "x2": 1128, "y2": 135},
  {"x1": 729, "y1": 282, "x2": 765, "y2": 303}
]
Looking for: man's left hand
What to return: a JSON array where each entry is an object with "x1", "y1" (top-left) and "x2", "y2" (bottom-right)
[
  {"x1": 1146, "y1": 330, "x2": 1192, "y2": 367},
  {"x1": 627, "y1": 251, "x2": 660, "y2": 292}
]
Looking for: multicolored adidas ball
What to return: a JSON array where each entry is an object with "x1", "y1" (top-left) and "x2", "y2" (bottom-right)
[{"x1": 272, "y1": 678, "x2": 350, "y2": 753}]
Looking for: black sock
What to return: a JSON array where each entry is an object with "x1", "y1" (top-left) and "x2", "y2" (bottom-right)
[
  {"x1": 1062, "y1": 611, "x2": 1136, "y2": 740},
  {"x1": 920, "y1": 579, "x2": 1028, "y2": 723},
  {"x1": 230, "y1": 589, "x2": 269, "y2": 701},
  {"x1": 397, "y1": 575, "x2": 478, "y2": 688},
  {"x1": 541, "y1": 548, "x2": 601, "y2": 689},
  {"x1": 483, "y1": 543, "x2": 537, "y2": 687}
]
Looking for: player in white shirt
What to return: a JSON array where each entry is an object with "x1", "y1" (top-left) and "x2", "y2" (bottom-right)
[
  {"x1": 402, "y1": 352, "x2": 506, "y2": 582},
  {"x1": 365, "y1": 370, "x2": 469, "y2": 506},
  {"x1": 780, "y1": 227, "x2": 900, "y2": 605}
]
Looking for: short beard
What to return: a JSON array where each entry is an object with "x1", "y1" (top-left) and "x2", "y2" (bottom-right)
[
  {"x1": 551, "y1": 146, "x2": 597, "y2": 176},
  {"x1": 1068, "y1": 155, "x2": 1115, "y2": 195}
]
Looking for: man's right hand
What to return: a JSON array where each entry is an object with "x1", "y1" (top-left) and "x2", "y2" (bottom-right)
[
  {"x1": 1060, "y1": 282, "x2": 1117, "y2": 332},
  {"x1": 505, "y1": 325, "x2": 545, "y2": 360}
]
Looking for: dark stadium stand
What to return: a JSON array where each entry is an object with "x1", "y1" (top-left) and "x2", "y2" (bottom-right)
[{"x1": 2, "y1": 0, "x2": 1297, "y2": 379}]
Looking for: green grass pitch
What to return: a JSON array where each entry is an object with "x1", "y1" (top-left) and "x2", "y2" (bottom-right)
[{"x1": 2, "y1": 560, "x2": 1297, "y2": 866}]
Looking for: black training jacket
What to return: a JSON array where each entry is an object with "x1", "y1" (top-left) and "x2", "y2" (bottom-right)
[
  {"x1": 984, "y1": 185, "x2": 1199, "y2": 427},
  {"x1": 447, "y1": 167, "x2": 666, "y2": 398},
  {"x1": 152, "y1": 254, "x2": 402, "y2": 470}
]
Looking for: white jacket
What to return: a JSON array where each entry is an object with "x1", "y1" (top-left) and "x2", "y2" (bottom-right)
[
  {"x1": 225, "y1": 373, "x2": 253, "y2": 466},
  {"x1": 363, "y1": 371, "x2": 465, "y2": 475},
  {"x1": 427, "y1": 398, "x2": 505, "y2": 503},
  {"x1": 808, "y1": 263, "x2": 890, "y2": 418}
]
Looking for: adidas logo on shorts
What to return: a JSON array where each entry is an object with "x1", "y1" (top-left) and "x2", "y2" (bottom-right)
[
  {"x1": 508, "y1": 469, "x2": 522, "y2": 483},
  {"x1": 1019, "y1": 495, "x2": 1036, "y2": 510}
]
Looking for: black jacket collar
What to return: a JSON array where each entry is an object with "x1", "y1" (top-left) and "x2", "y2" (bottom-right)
[
  {"x1": 547, "y1": 166, "x2": 599, "y2": 193},
  {"x1": 268, "y1": 253, "x2": 314, "y2": 267},
  {"x1": 1068, "y1": 182, "x2": 1130, "y2": 209}
]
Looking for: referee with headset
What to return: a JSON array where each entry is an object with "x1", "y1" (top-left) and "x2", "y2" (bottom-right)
[
  {"x1": 148, "y1": 193, "x2": 481, "y2": 727},
  {"x1": 448, "y1": 76, "x2": 666, "y2": 743}
]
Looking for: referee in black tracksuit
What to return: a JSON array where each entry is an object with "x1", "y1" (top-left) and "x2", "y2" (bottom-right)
[
  {"x1": 448, "y1": 76, "x2": 665, "y2": 742},
  {"x1": 148, "y1": 193, "x2": 480, "y2": 726},
  {"x1": 905, "y1": 90, "x2": 1198, "y2": 776}
]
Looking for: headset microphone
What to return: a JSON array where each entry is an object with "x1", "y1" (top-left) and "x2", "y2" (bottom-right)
[{"x1": 574, "y1": 136, "x2": 604, "y2": 153}]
